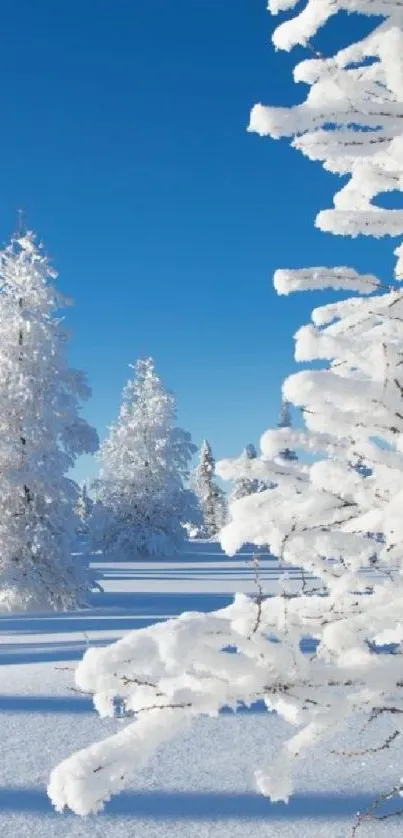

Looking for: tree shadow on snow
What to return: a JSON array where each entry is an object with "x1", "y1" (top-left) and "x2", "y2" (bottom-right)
[
  {"x1": 0, "y1": 694, "x2": 94, "y2": 713},
  {"x1": 0, "y1": 594, "x2": 317, "y2": 666},
  {"x1": 89, "y1": 543, "x2": 274, "y2": 565},
  {"x1": 0, "y1": 787, "x2": 393, "y2": 821},
  {"x1": 0, "y1": 592, "x2": 233, "y2": 637},
  {"x1": 0, "y1": 636, "x2": 123, "y2": 665},
  {"x1": 0, "y1": 693, "x2": 271, "y2": 716},
  {"x1": 92, "y1": 591, "x2": 232, "y2": 615},
  {"x1": 96, "y1": 567, "x2": 308, "y2": 584}
]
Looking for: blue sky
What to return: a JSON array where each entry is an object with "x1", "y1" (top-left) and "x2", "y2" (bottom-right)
[{"x1": 0, "y1": 1, "x2": 398, "y2": 481}]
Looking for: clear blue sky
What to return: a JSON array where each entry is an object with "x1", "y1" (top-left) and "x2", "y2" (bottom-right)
[{"x1": 0, "y1": 1, "x2": 397, "y2": 481}]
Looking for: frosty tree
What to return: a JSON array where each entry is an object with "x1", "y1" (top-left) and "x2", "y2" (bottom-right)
[
  {"x1": 192, "y1": 439, "x2": 227, "y2": 536},
  {"x1": 229, "y1": 405, "x2": 296, "y2": 503},
  {"x1": 49, "y1": 0, "x2": 403, "y2": 828},
  {"x1": 277, "y1": 401, "x2": 297, "y2": 462},
  {"x1": 76, "y1": 483, "x2": 94, "y2": 535},
  {"x1": 94, "y1": 358, "x2": 196, "y2": 557},
  {"x1": 229, "y1": 442, "x2": 268, "y2": 502},
  {"x1": 0, "y1": 230, "x2": 98, "y2": 612},
  {"x1": 229, "y1": 404, "x2": 296, "y2": 503}
]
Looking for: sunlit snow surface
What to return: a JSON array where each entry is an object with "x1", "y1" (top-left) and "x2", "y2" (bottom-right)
[{"x1": 0, "y1": 541, "x2": 401, "y2": 837}]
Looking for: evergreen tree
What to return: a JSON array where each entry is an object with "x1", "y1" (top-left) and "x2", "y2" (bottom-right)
[
  {"x1": 76, "y1": 483, "x2": 94, "y2": 535},
  {"x1": 192, "y1": 440, "x2": 227, "y2": 537},
  {"x1": 95, "y1": 358, "x2": 196, "y2": 557},
  {"x1": 0, "y1": 230, "x2": 99, "y2": 612},
  {"x1": 277, "y1": 400, "x2": 297, "y2": 462},
  {"x1": 229, "y1": 443, "x2": 268, "y2": 502}
]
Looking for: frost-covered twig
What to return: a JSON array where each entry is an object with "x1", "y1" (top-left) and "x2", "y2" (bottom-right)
[
  {"x1": 351, "y1": 784, "x2": 403, "y2": 837},
  {"x1": 332, "y1": 729, "x2": 400, "y2": 758},
  {"x1": 249, "y1": 552, "x2": 266, "y2": 636}
]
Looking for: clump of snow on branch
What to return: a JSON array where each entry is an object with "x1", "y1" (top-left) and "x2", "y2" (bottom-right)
[
  {"x1": 0, "y1": 232, "x2": 98, "y2": 612},
  {"x1": 93, "y1": 358, "x2": 197, "y2": 557},
  {"x1": 274, "y1": 267, "x2": 380, "y2": 296}
]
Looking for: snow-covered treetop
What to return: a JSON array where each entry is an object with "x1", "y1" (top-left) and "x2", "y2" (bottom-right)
[
  {"x1": 244, "y1": 442, "x2": 257, "y2": 459},
  {"x1": 198, "y1": 439, "x2": 214, "y2": 473},
  {"x1": 0, "y1": 230, "x2": 99, "y2": 472},
  {"x1": 100, "y1": 358, "x2": 195, "y2": 488},
  {"x1": 250, "y1": 0, "x2": 403, "y2": 277}
]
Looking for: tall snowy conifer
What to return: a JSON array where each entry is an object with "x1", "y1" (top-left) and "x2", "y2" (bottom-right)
[
  {"x1": 95, "y1": 358, "x2": 196, "y2": 557},
  {"x1": 0, "y1": 230, "x2": 98, "y2": 612},
  {"x1": 49, "y1": 1, "x2": 403, "y2": 825},
  {"x1": 76, "y1": 483, "x2": 94, "y2": 535},
  {"x1": 192, "y1": 440, "x2": 227, "y2": 536}
]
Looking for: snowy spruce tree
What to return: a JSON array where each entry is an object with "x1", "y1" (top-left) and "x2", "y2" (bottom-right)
[
  {"x1": 49, "y1": 1, "x2": 403, "y2": 826},
  {"x1": 229, "y1": 443, "x2": 267, "y2": 502},
  {"x1": 94, "y1": 358, "x2": 196, "y2": 557},
  {"x1": 192, "y1": 440, "x2": 227, "y2": 536},
  {"x1": 76, "y1": 483, "x2": 94, "y2": 535},
  {"x1": 229, "y1": 404, "x2": 296, "y2": 503},
  {"x1": 276, "y1": 400, "x2": 297, "y2": 462},
  {"x1": 0, "y1": 230, "x2": 98, "y2": 612}
]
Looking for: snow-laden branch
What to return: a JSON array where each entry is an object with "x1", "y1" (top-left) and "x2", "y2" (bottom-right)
[
  {"x1": 250, "y1": 1, "x2": 403, "y2": 277},
  {"x1": 48, "y1": 570, "x2": 403, "y2": 816},
  {"x1": 274, "y1": 267, "x2": 380, "y2": 296}
]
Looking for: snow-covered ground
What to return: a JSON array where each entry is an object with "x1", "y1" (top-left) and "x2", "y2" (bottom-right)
[{"x1": 0, "y1": 542, "x2": 401, "y2": 837}]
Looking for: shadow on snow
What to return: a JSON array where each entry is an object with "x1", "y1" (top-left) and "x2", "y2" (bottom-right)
[
  {"x1": 0, "y1": 787, "x2": 391, "y2": 821},
  {"x1": 0, "y1": 693, "x2": 271, "y2": 716},
  {"x1": 0, "y1": 694, "x2": 94, "y2": 713}
]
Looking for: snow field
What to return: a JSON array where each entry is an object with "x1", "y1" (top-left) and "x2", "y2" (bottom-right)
[{"x1": 0, "y1": 543, "x2": 401, "y2": 836}]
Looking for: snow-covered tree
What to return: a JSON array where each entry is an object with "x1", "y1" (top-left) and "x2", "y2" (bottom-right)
[
  {"x1": 76, "y1": 482, "x2": 94, "y2": 535},
  {"x1": 49, "y1": 1, "x2": 403, "y2": 827},
  {"x1": 94, "y1": 358, "x2": 196, "y2": 557},
  {"x1": 229, "y1": 443, "x2": 268, "y2": 502},
  {"x1": 181, "y1": 489, "x2": 204, "y2": 539},
  {"x1": 276, "y1": 401, "x2": 297, "y2": 462},
  {"x1": 229, "y1": 406, "x2": 296, "y2": 504},
  {"x1": 192, "y1": 440, "x2": 227, "y2": 536},
  {"x1": 0, "y1": 231, "x2": 99, "y2": 612}
]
